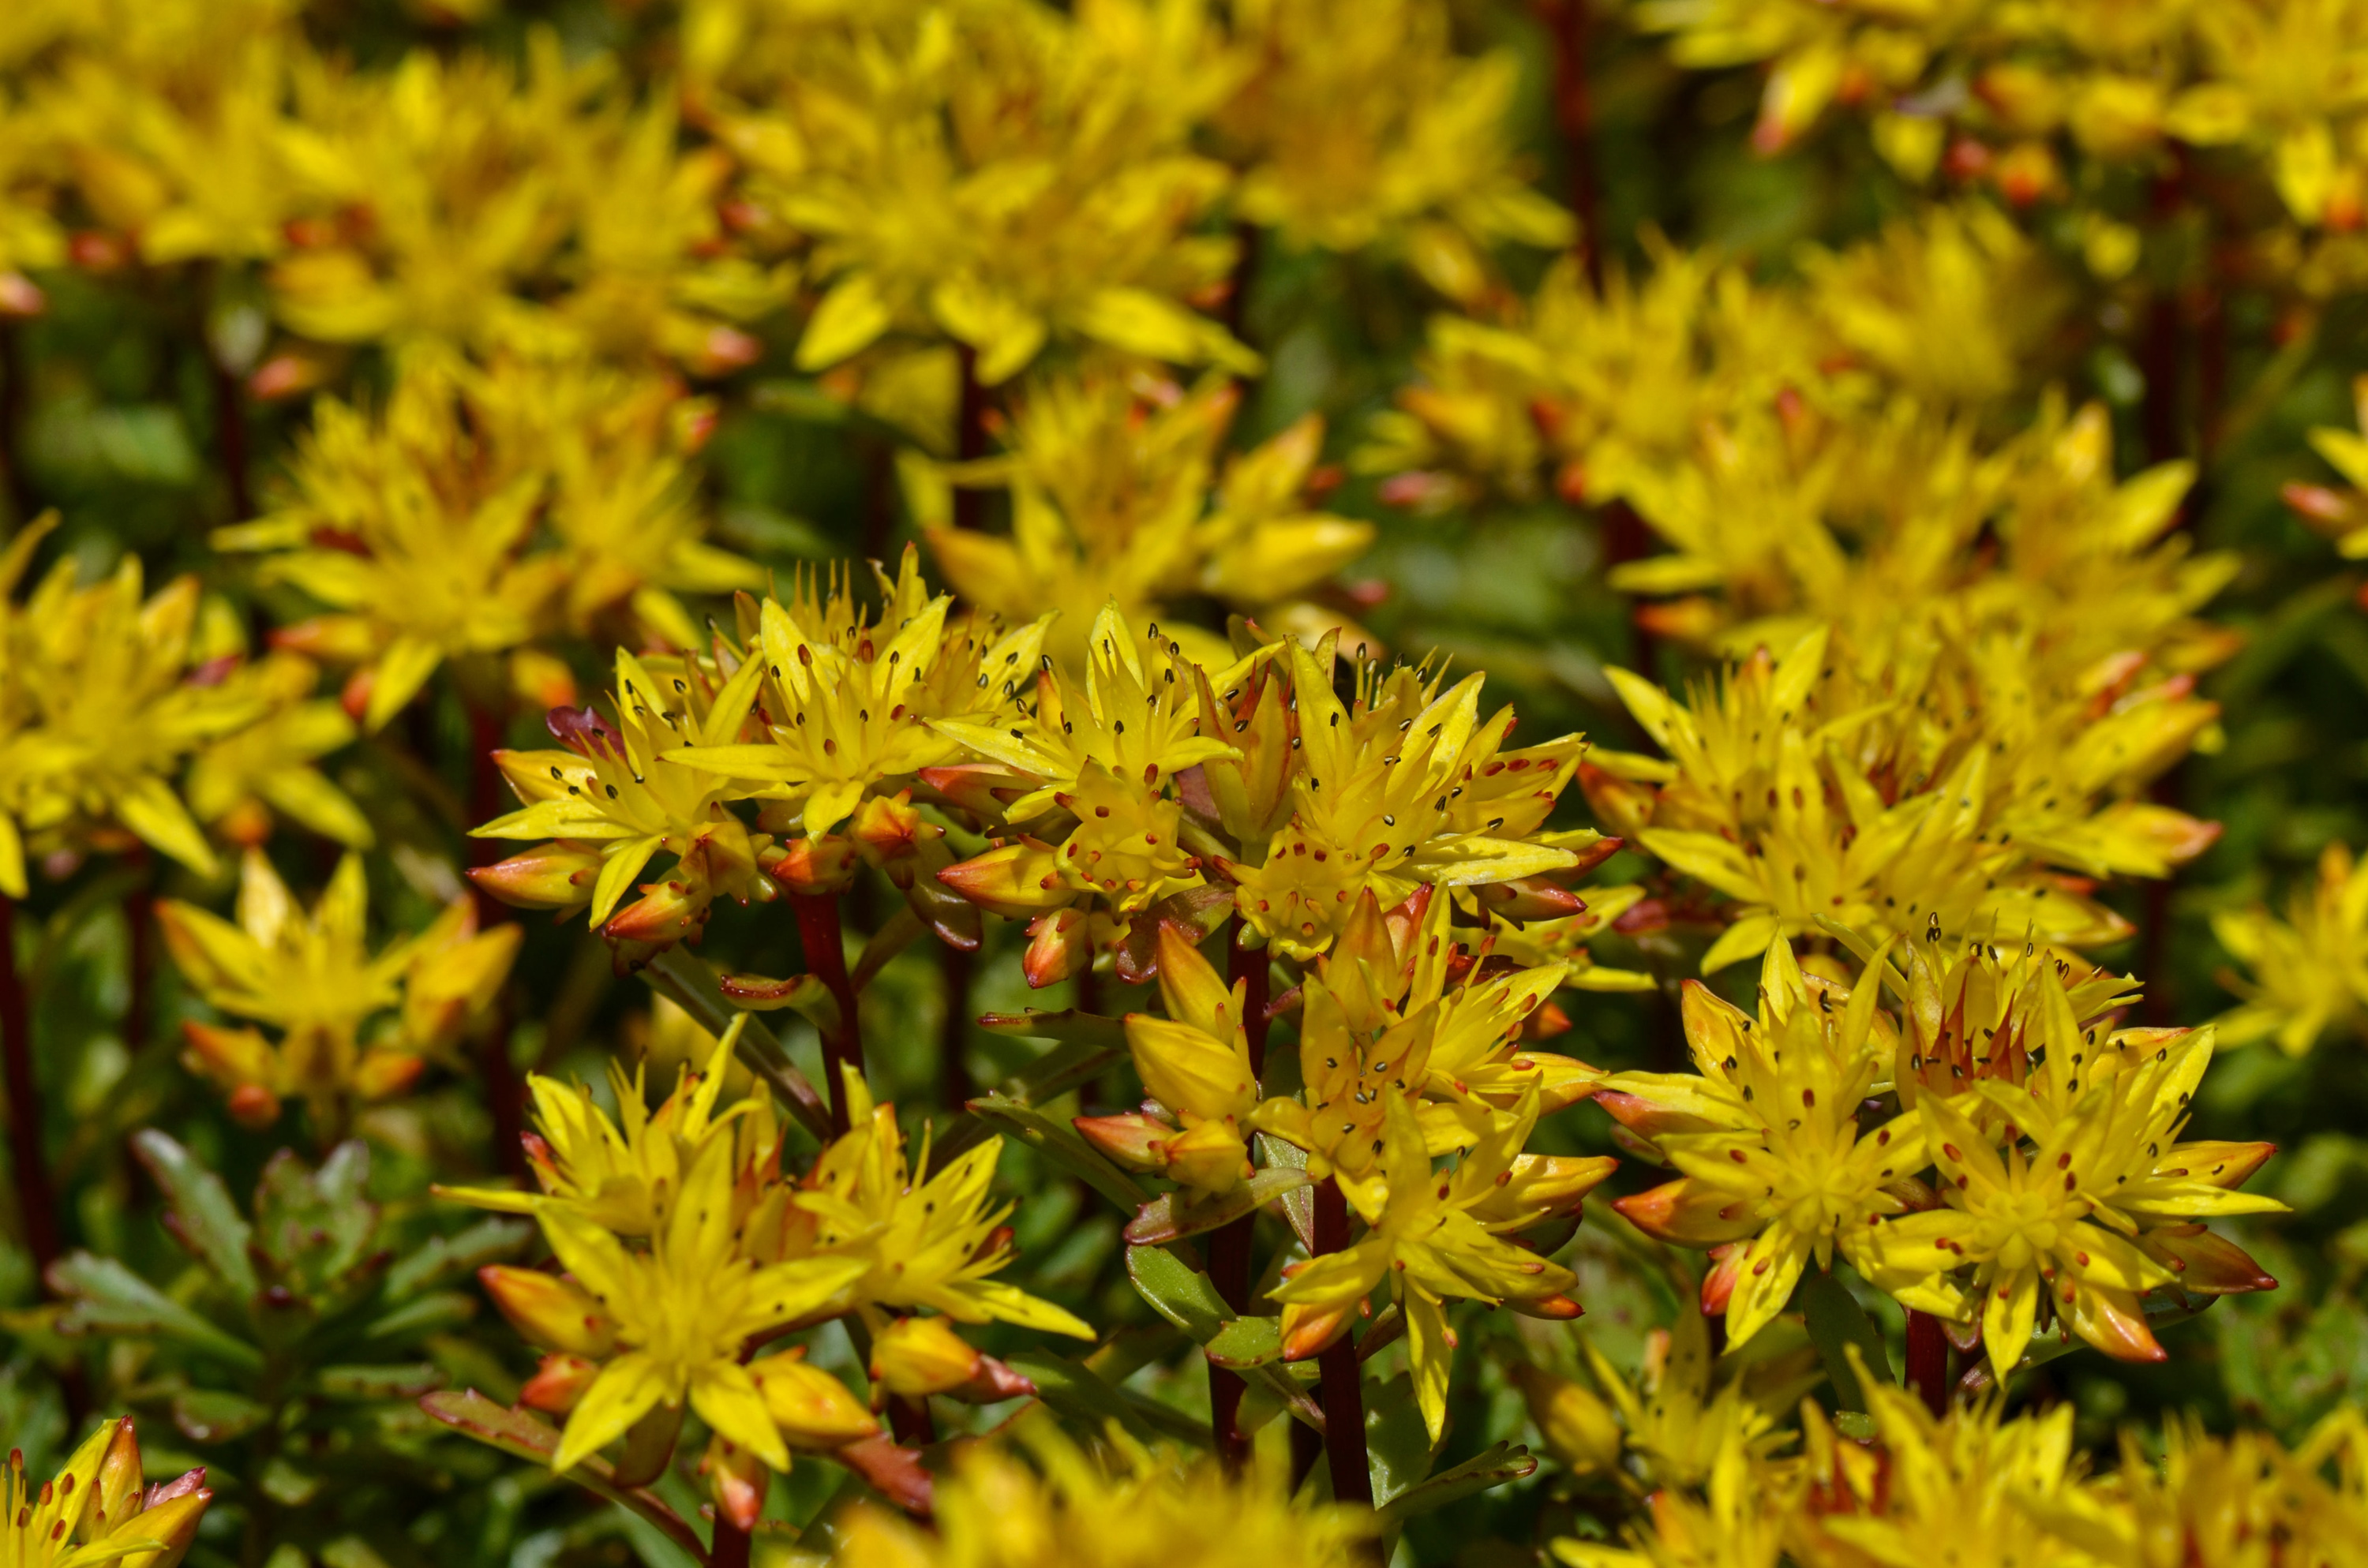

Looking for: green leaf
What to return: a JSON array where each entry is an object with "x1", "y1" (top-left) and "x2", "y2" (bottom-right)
[
  {"x1": 1123, "y1": 1167, "x2": 1309, "y2": 1246},
  {"x1": 51, "y1": 1253, "x2": 264, "y2": 1371},
  {"x1": 382, "y1": 1218, "x2": 533, "y2": 1301},
  {"x1": 171, "y1": 1388, "x2": 271, "y2": 1443},
  {"x1": 1202, "y1": 1316, "x2": 1283, "y2": 1369},
  {"x1": 1125, "y1": 1244, "x2": 1228, "y2": 1339},
  {"x1": 968, "y1": 1095, "x2": 1148, "y2": 1212},
  {"x1": 364, "y1": 1290, "x2": 479, "y2": 1342},
  {"x1": 1800, "y1": 1269, "x2": 1893, "y2": 1413},
  {"x1": 1373, "y1": 1441, "x2": 1537, "y2": 1529},
  {"x1": 1362, "y1": 1372, "x2": 1435, "y2": 1507},
  {"x1": 978, "y1": 1009, "x2": 1130, "y2": 1051},
  {"x1": 132, "y1": 1129, "x2": 259, "y2": 1300},
  {"x1": 314, "y1": 1363, "x2": 446, "y2": 1400},
  {"x1": 1005, "y1": 1349, "x2": 1210, "y2": 1447},
  {"x1": 254, "y1": 1142, "x2": 377, "y2": 1292}
]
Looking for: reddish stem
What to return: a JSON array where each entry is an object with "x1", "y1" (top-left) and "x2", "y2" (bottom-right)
[
  {"x1": 467, "y1": 704, "x2": 526, "y2": 1177},
  {"x1": 791, "y1": 890, "x2": 863, "y2": 1136},
  {"x1": 0, "y1": 896, "x2": 59, "y2": 1280},
  {"x1": 1207, "y1": 925, "x2": 1272, "y2": 1467},
  {"x1": 708, "y1": 1515, "x2": 750, "y2": 1568},
  {"x1": 952, "y1": 346, "x2": 988, "y2": 532},
  {"x1": 0, "y1": 317, "x2": 34, "y2": 526},
  {"x1": 1905, "y1": 1309, "x2": 1949, "y2": 1419},
  {"x1": 1541, "y1": 0, "x2": 1606, "y2": 289},
  {"x1": 208, "y1": 353, "x2": 253, "y2": 524},
  {"x1": 886, "y1": 1394, "x2": 935, "y2": 1448},
  {"x1": 1312, "y1": 1178, "x2": 1373, "y2": 1508}
]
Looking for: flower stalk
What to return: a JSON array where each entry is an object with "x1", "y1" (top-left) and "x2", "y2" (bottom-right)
[
  {"x1": 1207, "y1": 926, "x2": 1272, "y2": 1469},
  {"x1": 1310, "y1": 1177, "x2": 1372, "y2": 1510},
  {"x1": 1905, "y1": 1308, "x2": 1949, "y2": 1419},
  {"x1": 792, "y1": 890, "x2": 864, "y2": 1135}
]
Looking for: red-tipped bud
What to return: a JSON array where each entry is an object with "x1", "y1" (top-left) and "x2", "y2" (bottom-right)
[
  {"x1": 766, "y1": 833, "x2": 859, "y2": 896},
  {"x1": 520, "y1": 1353, "x2": 601, "y2": 1413},
  {"x1": 602, "y1": 874, "x2": 714, "y2": 945},
  {"x1": 935, "y1": 840, "x2": 1070, "y2": 919},
  {"x1": 478, "y1": 1266, "x2": 616, "y2": 1357},
  {"x1": 469, "y1": 844, "x2": 602, "y2": 911},
  {"x1": 1023, "y1": 907, "x2": 1092, "y2": 987},
  {"x1": 1073, "y1": 1112, "x2": 1175, "y2": 1171},
  {"x1": 0, "y1": 271, "x2": 45, "y2": 318},
  {"x1": 869, "y1": 1316, "x2": 983, "y2": 1401}
]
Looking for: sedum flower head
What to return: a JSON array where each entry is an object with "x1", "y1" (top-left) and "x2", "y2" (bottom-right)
[
  {"x1": 665, "y1": 548, "x2": 1050, "y2": 844},
  {"x1": 158, "y1": 848, "x2": 519, "y2": 1131},
  {"x1": 1216, "y1": 0, "x2": 1573, "y2": 304},
  {"x1": 479, "y1": 1134, "x2": 869, "y2": 1473},
  {"x1": 1220, "y1": 636, "x2": 1594, "y2": 962},
  {"x1": 220, "y1": 350, "x2": 754, "y2": 732},
  {"x1": 831, "y1": 1405, "x2": 1375, "y2": 1567},
  {"x1": 0, "y1": 530, "x2": 264, "y2": 896},
  {"x1": 1272, "y1": 1086, "x2": 1587, "y2": 1442},
  {"x1": 924, "y1": 372, "x2": 1372, "y2": 672},
  {"x1": 754, "y1": 1068, "x2": 1092, "y2": 1338},
  {"x1": 0, "y1": 1415, "x2": 212, "y2": 1568},
  {"x1": 182, "y1": 650, "x2": 371, "y2": 851},
  {"x1": 1609, "y1": 937, "x2": 1935, "y2": 1347},
  {"x1": 2211, "y1": 840, "x2": 2368, "y2": 1056}
]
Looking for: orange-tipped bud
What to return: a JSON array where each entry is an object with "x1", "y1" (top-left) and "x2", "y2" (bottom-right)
[
  {"x1": 96, "y1": 1417, "x2": 144, "y2": 1526},
  {"x1": 470, "y1": 842, "x2": 603, "y2": 911},
  {"x1": 1699, "y1": 1241, "x2": 1747, "y2": 1316},
  {"x1": 123, "y1": 1473, "x2": 211, "y2": 1568},
  {"x1": 2283, "y1": 481, "x2": 2357, "y2": 528},
  {"x1": 1519, "y1": 1001, "x2": 1573, "y2": 1042},
  {"x1": 0, "y1": 271, "x2": 45, "y2": 318},
  {"x1": 701, "y1": 1431, "x2": 769, "y2": 1533},
  {"x1": 1073, "y1": 1111, "x2": 1175, "y2": 1170},
  {"x1": 247, "y1": 352, "x2": 333, "y2": 402},
  {"x1": 520, "y1": 1353, "x2": 601, "y2": 1413},
  {"x1": 1612, "y1": 1177, "x2": 1759, "y2": 1248},
  {"x1": 1510, "y1": 1292, "x2": 1584, "y2": 1320},
  {"x1": 850, "y1": 791, "x2": 932, "y2": 878},
  {"x1": 1475, "y1": 877, "x2": 1586, "y2": 922},
  {"x1": 478, "y1": 1265, "x2": 616, "y2": 1357},
  {"x1": 869, "y1": 1315, "x2": 983, "y2": 1401},
  {"x1": 1023, "y1": 907, "x2": 1091, "y2": 987},
  {"x1": 225, "y1": 1084, "x2": 281, "y2": 1130},
  {"x1": 2137, "y1": 1223, "x2": 2277, "y2": 1295},
  {"x1": 752, "y1": 1353, "x2": 879, "y2": 1447},
  {"x1": 766, "y1": 833, "x2": 859, "y2": 896},
  {"x1": 602, "y1": 874, "x2": 714, "y2": 945},
  {"x1": 916, "y1": 763, "x2": 1032, "y2": 821},
  {"x1": 353, "y1": 1048, "x2": 425, "y2": 1103},
  {"x1": 1578, "y1": 763, "x2": 1655, "y2": 839},
  {"x1": 1280, "y1": 1296, "x2": 1355, "y2": 1361},
  {"x1": 935, "y1": 840, "x2": 1070, "y2": 919}
]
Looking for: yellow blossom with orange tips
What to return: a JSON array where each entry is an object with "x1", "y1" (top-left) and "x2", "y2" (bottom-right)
[
  {"x1": 0, "y1": 1415, "x2": 212, "y2": 1568},
  {"x1": 157, "y1": 848, "x2": 518, "y2": 1132},
  {"x1": 2212, "y1": 841, "x2": 2368, "y2": 1055}
]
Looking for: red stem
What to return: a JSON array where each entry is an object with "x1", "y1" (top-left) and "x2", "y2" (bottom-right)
[
  {"x1": 208, "y1": 353, "x2": 253, "y2": 524},
  {"x1": 1207, "y1": 925, "x2": 1273, "y2": 1466},
  {"x1": 1312, "y1": 1179, "x2": 1373, "y2": 1507},
  {"x1": 791, "y1": 890, "x2": 863, "y2": 1136},
  {"x1": 1905, "y1": 1309, "x2": 1949, "y2": 1419},
  {"x1": 886, "y1": 1394, "x2": 935, "y2": 1448},
  {"x1": 1542, "y1": 0, "x2": 1606, "y2": 290},
  {"x1": 708, "y1": 1515, "x2": 750, "y2": 1568},
  {"x1": 467, "y1": 704, "x2": 526, "y2": 1177},
  {"x1": 0, "y1": 317, "x2": 34, "y2": 527},
  {"x1": 952, "y1": 346, "x2": 988, "y2": 533},
  {"x1": 0, "y1": 896, "x2": 60, "y2": 1280}
]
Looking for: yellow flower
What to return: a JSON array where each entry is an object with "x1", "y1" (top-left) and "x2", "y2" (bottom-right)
[
  {"x1": 2212, "y1": 841, "x2": 2368, "y2": 1055},
  {"x1": 481, "y1": 1136, "x2": 870, "y2": 1473},
  {"x1": 0, "y1": 1415, "x2": 212, "y2": 1568},
  {"x1": 1223, "y1": 638, "x2": 1592, "y2": 962},
  {"x1": 1552, "y1": 1427, "x2": 1794, "y2": 1568},
  {"x1": 755, "y1": 1068, "x2": 1092, "y2": 1338},
  {"x1": 831, "y1": 1404, "x2": 1375, "y2": 1568},
  {"x1": 1272, "y1": 1088, "x2": 1582, "y2": 1441},
  {"x1": 183, "y1": 650, "x2": 371, "y2": 851},
  {"x1": 440, "y1": 1024, "x2": 770, "y2": 1239},
  {"x1": 1216, "y1": 0, "x2": 1573, "y2": 304},
  {"x1": 662, "y1": 548, "x2": 1050, "y2": 842},
  {"x1": 472, "y1": 646, "x2": 774, "y2": 943},
  {"x1": 158, "y1": 848, "x2": 519, "y2": 1130},
  {"x1": 924, "y1": 372, "x2": 1372, "y2": 672},
  {"x1": 0, "y1": 535, "x2": 264, "y2": 895},
  {"x1": 721, "y1": 0, "x2": 1252, "y2": 386},
  {"x1": 1092, "y1": 922, "x2": 1261, "y2": 1194},
  {"x1": 1609, "y1": 937, "x2": 1938, "y2": 1347}
]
